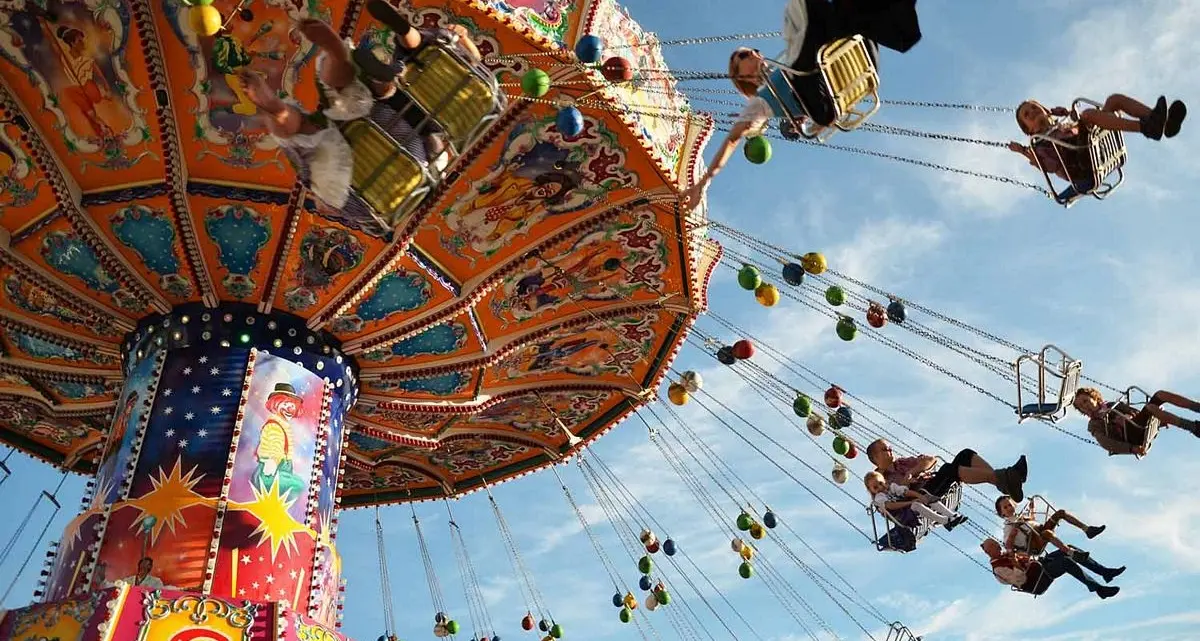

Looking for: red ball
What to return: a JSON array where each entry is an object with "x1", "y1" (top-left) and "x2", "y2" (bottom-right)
[
  {"x1": 522, "y1": 615, "x2": 535, "y2": 631},
  {"x1": 601, "y1": 56, "x2": 633, "y2": 83},
  {"x1": 732, "y1": 339, "x2": 754, "y2": 360},
  {"x1": 824, "y1": 385, "x2": 843, "y2": 408},
  {"x1": 845, "y1": 443, "x2": 858, "y2": 459},
  {"x1": 866, "y1": 302, "x2": 887, "y2": 329},
  {"x1": 646, "y1": 541, "x2": 660, "y2": 554}
]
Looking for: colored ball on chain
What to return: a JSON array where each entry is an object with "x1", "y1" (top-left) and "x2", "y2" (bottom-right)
[
  {"x1": 737, "y1": 264, "x2": 762, "y2": 290},
  {"x1": 782, "y1": 262, "x2": 805, "y2": 286},
  {"x1": 824, "y1": 385, "x2": 843, "y2": 408},
  {"x1": 655, "y1": 589, "x2": 671, "y2": 605},
  {"x1": 887, "y1": 299, "x2": 907, "y2": 323},
  {"x1": 574, "y1": 34, "x2": 604, "y2": 63},
  {"x1": 435, "y1": 613, "x2": 447, "y2": 624},
  {"x1": 239, "y1": 8, "x2": 253, "y2": 20},
  {"x1": 556, "y1": 106, "x2": 584, "y2": 137},
  {"x1": 433, "y1": 625, "x2": 447, "y2": 638},
  {"x1": 732, "y1": 339, "x2": 754, "y2": 360},
  {"x1": 866, "y1": 301, "x2": 887, "y2": 328},
  {"x1": 194, "y1": 0, "x2": 214, "y2": 6},
  {"x1": 836, "y1": 317, "x2": 858, "y2": 341},
  {"x1": 832, "y1": 465, "x2": 848, "y2": 484},
  {"x1": 680, "y1": 371, "x2": 702, "y2": 393},
  {"x1": 639, "y1": 575, "x2": 653, "y2": 591},
  {"x1": 832, "y1": 436, "x2": 850, "y2": 456},
  {"x1": 600, "y1": 56, "x2": 633, "y2": 82},
  {"x1": 749, "y1": 523, "x2": 765, "y2": 540},
  {"x1": 645, "y1": 593, "x2": 658, "y2": 611},
  {"x1": 624, "y1": 593, "x2": 638, "y2": 609},
  {"x1": 739, "y1": 544, "x2": 753, "y2": 561},
  {"x1": 612, "y1": 593, "x2": 623, "y2": 607},
  {"x1": 739, "y1": 562, "x2": 754, "y2": 579},
  {"x1": 763, "y1": 511, "x2": 778, "y2": 529},
  {"x1": 446, "y1": 621, "x2": 460, "y2": 635},
  {"x1": 801, "y1": 252, "x2": 827, "y2": 274},
  {"x1": 379, "y1": 635, "x2": 388, "y2": 641},
  {"x1": 743, "y1": 136, "x2": 772, "y2": 164},
  {"x1": 730, "y1": 537, "x2": 744, "y2": 552},
  {"x1": 716, "y1": 345, "x2": 736, "y2": 365},
  {"x1": 845, "y1": 442, "x2": 859, "y2": 459},
  {"x1": 806, "y1": 413, "x2": 825, "y2": 437},
  {"x1": 792, "y1": 393, "x2": 812, "y2": 418},
  {"x1": 619, "y1": 607, "x2": 632, "y2": 623},
  {"x1": 640, "y1": 528, "x2": 657, "y2": 546},
  {"x1": 523, "y1": 614, "x2": 535, "y2": 630},
  {"x1": 540, "y1": 620, "x2": 550, "y2": 632},
  {"x1": 825, "y1": 285, "x2": 846, "y2": 306},
  {"x1": 663, "y1": 538, "x2": 677, "y2": 556},
  {"x1": 834, "y1": 406, "x2": 853, "y2": 428},
  {"x1": 550, "y1": 624, "x2": 563, "y2": 639},
  {"x1": 736, "y1": 512, "x2": 754, "y2": 531},
  {"x1": 755, "y1": 283, "x2": 780, "y2": 307},
  {"x1": 645, "y1": 540, "x2": 660, "y2": 554},
  {"x1": 667, "y1": 382, "x2": 689, "y2": 406},
  {"x1": 638, "y1": 555, "x2": 653, "y2": 574},
  {"x1": 521, "y1": 69, "x2": 551, "y2": 97},
  {"x1": 189, "y1": 5, "x2": 222, "y2": 36}
]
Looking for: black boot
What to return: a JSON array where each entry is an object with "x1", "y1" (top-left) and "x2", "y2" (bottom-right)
[
  {"x1": 1165, "y1": 100, "x2": 1187, "y2": 138},
  {"x1": 1094, "y1": 585, "x2": 1120, "y2": 599},
  {"x1": 1140, "y1": 97, "x2": 1167, "y2": 140},
  {"x1": 993, "y1": 466, "x2": 1025, "y2": 503},
  {"x1": 1085, "y1": 525, "x2": 1106, "y2": 539},
  {"x1": 1104, "y1": 566, "x2": 1126, "y2": 583}
]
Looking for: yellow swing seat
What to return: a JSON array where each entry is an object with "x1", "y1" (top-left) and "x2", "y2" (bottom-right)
[
  {"x1": 396, "y1": 40, "x2": 507, "y2": 151},
  {"x1": 1030, "y1": 97, "x2": 1127, "y2": 208},
  {"x1": 1015, "y1": 344, "x2": 1082, "y2": 423},
  {"x1": 340, "y1": 118, "x2": 433, "y2": 225},
  {"x1": 773, "y1": 35, "x2": 881, "y2": 143}
]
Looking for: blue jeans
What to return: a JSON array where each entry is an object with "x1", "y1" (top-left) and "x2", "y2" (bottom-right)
[{"x1": 1040, "y1": 549, "x2": 1113, "y2": 592}]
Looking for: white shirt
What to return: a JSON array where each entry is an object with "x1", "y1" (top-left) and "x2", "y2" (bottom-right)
[
  {"x1": 1004, "y1": 516, "x2": 1036, "y2": 550},
  {"x1": 871, "y1": 482, "x2": 911, "y2": 510},
  {"x1": 122, "y1": 573, "x2": 165, "y2": 588}
]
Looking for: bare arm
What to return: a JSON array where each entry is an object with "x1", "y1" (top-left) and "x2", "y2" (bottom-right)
[
  {"x1": 447, "y1": 24, "x2": 481, "y2": 61},
  {"x1": 680, "y1": 120, "x2": 752, "y2": 210},
  {"x1": 1004, "y1": 526, "x2": 1019, "y2": 551}
]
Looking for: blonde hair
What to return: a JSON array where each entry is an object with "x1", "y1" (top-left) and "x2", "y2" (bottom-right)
[
  {"x1": 1016, "y1": 99, "x2": 1049, "y2": 135},
  {"x1": 729, "y1": 47, "x2": 763, "y2": 97},
  {"x1": 1073, "y1": 387, "x2": 1104, "y2": 413},
  {"x1": 863, "y1": 470, "x2": 884, "y2": 491}
]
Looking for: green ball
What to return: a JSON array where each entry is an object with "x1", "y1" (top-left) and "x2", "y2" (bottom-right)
[
  {"x1": 194, "y1": 0, "x2": 214, "y2": 6},
  {"x1": 743, "y1": 136, "x2": 772, "y2": 164},
  {"x1": 737, "y1": 264, "x2": 762, "y2": 290},
  {"x1": 836, "y1": 317, "x2": 858, "y2": 341},
  {"x1": 792, "y1": 394, "x2": 812, "y2": 418},
  {"x1": 832, "y1": 435, "x2": 849, "y2": 456},
  {"x1": 619, "y1": 607, "x2": 632, "y2": 623},
  {"x1": 521, "y1": 69, "x2": 551, "y2": 98},
  {"x1": 655, "y1": 590, "x2": 670, "y2": 605},
  {"x1": 550, "y1": 623, "x2": 563, "y2": 638},
  {"x1": 445, "y1": 621, "x2": 459, "y2": 635},
  {"x1": 638, "y1": 555, "x2": 653, "y2": 574},
  {"x1": 735, "y1": 512, "x2": 754, "y2": 531},
  {"x1": 825, "y1": 286, "x2": 846, "y2": 306},
  {"x1": 738, "y1": 561, "x2": 754, "y2": 579}
]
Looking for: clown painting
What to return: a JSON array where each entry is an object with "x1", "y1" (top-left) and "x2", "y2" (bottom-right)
[{"x1": 252, "y1": 382, "x2": 307, "y2": 500}]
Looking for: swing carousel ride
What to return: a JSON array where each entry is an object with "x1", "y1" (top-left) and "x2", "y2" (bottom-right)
[{"x1": 0, "y1": 0, "x2": 1172, "y2": 640}]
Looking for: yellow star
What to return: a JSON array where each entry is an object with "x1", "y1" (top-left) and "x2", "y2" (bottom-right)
[
  {"x1": 125, "y1": 457, "x2": 214, "y2": 543},
  {"x1": 231, "y1": 478, "x2": 313, "y2": 561}
]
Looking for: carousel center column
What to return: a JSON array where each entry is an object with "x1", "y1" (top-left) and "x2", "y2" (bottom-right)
[{"x1": 39, "y1": 303, "x2": 357, "y2": 628}]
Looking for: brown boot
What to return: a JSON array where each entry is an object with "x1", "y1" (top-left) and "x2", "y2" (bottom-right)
[{"x1": 993, "y1": 466, "x2": 1025, "y2": 503}]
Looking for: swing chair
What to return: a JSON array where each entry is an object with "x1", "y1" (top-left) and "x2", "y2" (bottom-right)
[
  {"x1": 1005, "y1": 494, "x2": 1056, "y2": 556},
  {"x1": 1028, "y1": 98, "x2": 1127, "y2": 207},
  {"x1": 1098, "y1": 385, "x2": 1162, "y2": 458},
  {"x1": 342, "y1": 31, "x2": 506, "y2": 231},
  {"x1": 868, "y1": 480, "x2": 963, "y2": 553},
  {"x1": 886, "y1": 621, "x2": 922, "y2": 641},
  {"x1": 764, "y1": 35, "x2": 880, "y2": 143},
  {"x1": 1015, "y1": 344, "x2": 1081, "y2": 423}
]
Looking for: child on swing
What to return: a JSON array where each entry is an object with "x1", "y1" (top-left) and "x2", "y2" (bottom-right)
[
  {"x1": 865, "y1": 470, "x2": 967, "y2": 531},
  {"x1": 1007, "y1": 95, "x2": 1186, "y2": 187},
  {"x1": 1072, "y1": 387, "x2": 1200, "y2": 456},
  {"x1": 239, "y1": 0, "x2": 480, "y2": 209},
  {"x1": 995, "y1": 495, "x2": 1105, "y2": 557}
]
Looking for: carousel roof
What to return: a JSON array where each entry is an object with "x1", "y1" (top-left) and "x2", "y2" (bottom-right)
[{"x1": 0, "y1": 0, "x2": 717, "y2": 504}]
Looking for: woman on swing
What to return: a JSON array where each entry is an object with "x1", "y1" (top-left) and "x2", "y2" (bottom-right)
[
  {"x1": 682, "y1": 0, "x2": 920, "y2": 210},
  {"x1": 1072, "y1": 387, "x2": 1200, "y2": 456}
]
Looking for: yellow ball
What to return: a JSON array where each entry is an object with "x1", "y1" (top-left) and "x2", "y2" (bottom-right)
[
  {"x1": 667, "y1": 383, "x2": 689, "y2": 406},
  {"x1": 189, "y1": 5, "x2": 223, "y2": 36},
  {"x1": 801, "y1": 252, "x2": 827, "y2": 275},
  {"x1": 754, "y1": 283, "x2": 780, "y2": 307},
  {"x1": 739, "y1": 544, "x2": 753, "y2": 561},
  {"x1": 749, "y1": 523, "x2": 765, "y2": 540}
]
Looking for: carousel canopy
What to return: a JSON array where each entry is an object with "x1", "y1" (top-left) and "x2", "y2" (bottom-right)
[{"x1": 0, "y1": 0, "x2": 717, "y2": 504}]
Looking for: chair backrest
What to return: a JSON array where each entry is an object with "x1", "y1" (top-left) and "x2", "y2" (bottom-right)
[
  {"x1": 818, "y1": 36, "x2": 879, "y2": 124},
  {"x1": 401, "y1": 44, "x2": 505, "y2": 150},
  {"x1": 342, "y1": 119, "x2": 431, "y2": 220}
]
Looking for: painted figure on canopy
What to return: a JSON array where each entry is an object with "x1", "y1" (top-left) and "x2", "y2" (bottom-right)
[{"x1": 252, "y1": 382, "x2": 307, "y2": 499}]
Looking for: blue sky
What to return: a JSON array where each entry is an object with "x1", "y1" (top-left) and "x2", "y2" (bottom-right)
[{"x1": 2, "y1": 1, "x2": 1199, "y2": 640}]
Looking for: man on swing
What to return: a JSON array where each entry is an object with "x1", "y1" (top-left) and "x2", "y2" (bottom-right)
[{"x1": 866, "y1": 438, "x2": 1028, "y2": 501}]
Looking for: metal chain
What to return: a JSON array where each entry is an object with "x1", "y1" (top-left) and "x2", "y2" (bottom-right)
[
  {"x1": 859, "y1": 122, "x2": 1009, "y2": 148},
  {"x1": 884, "y1": 99, "x2": 1015, "y2": 113}
]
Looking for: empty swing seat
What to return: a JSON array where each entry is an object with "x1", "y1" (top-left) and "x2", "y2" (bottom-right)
[{"x1": 1015, "y1": 344, "x2": 1082, "y2": 423}]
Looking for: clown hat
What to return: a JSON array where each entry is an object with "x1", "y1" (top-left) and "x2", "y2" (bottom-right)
[{"x1": 267, "y1": 382, "x2": 302, "y2": 405}]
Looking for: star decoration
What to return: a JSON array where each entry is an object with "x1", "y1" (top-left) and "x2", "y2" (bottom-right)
[
  {"x1": 238, "y1": 588, "x2": 246, "y2": 596},
  {"x1": 165, "y1": 428, "x2": 175, "y2": 438},
  {"x1": 163, "y1": 389, "x2": 173, "y2": 397},
  {"x1": 231, "y1": 478, "x2": 313, "y2": 561},
  {"x1": 184, "y1": 412, "x2": 195, "y2": 421},
  {"x1": 210, "y1": 406, "x2": 221, "y2": 415},
  {"x1": 241, "y1": 554, "x2": 251, "y2": 564},
  {"x1": 210, "y1": 367, "x2": 220, "y2": 376},
  {"x1": 266, "y1": 574, "x2": 275, "y2": 584},
  {"x1": 163, "y1": 407, "x2": 173, "y2": 415},
  {"x1": 199, "y1": 356, "x2": 208, "y2": 364},
  {"x1": 182, "y1": 367, "x2": 192, "y2": 375},
  {"x1": 126, "y1": 457, "x2": 214, "y2": 543},
  {"x1": 222, "y1": 388, "x2": 233, "y2": 397},
  {"x1": 191, "y1": 386, "x2": 201, "y2": 394},
  {"x1": 178, "y1": 439, "x2": 188, "y2": 448},
  {"x1": 198, "y1": 429, "x2": 208, "y2": 438},
  {"x1": 251, "y1": 581, "x2": 260, "y2": 589}
]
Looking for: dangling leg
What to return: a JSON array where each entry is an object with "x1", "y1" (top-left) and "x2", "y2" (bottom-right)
[
  {"x1": 239, "y1": 71, "x2": 309, "y2": 138},
  {"x1": 1042, "y1": 552, "x2": 1119, "y2": 598},
  {"x1": 1044, "y1": 508, "x2": 1105, "y2": 538},
  {"x1": 1068, "y1": 546, "x2": 1126, "y2": 583},
  {"x1": 1149, "y1": 390, "x2": 1200, "y2": 413},
  {"x1": 298, "y1": 19, "x2": 358, "y2": 91},
  {"x1": 1079, "y1": 94, "x2": 1167, "y2": 139},
  {"x1": 907, "y1": 501, "x2": 949, "y2": 525}
]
